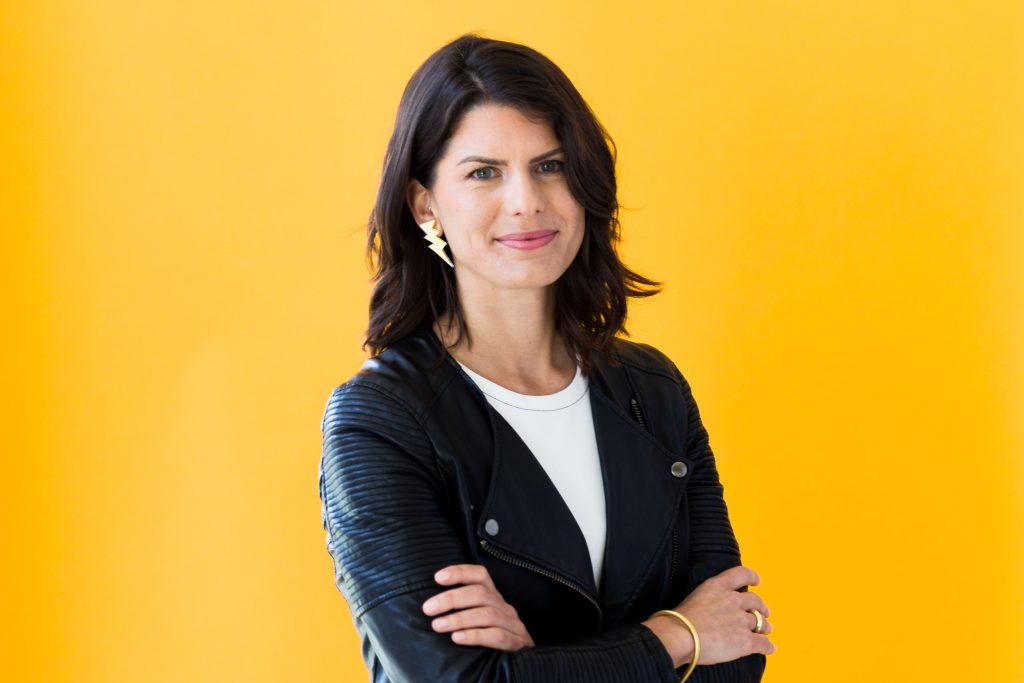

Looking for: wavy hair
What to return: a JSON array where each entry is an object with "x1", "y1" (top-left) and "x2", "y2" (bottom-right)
[{"x1": 362, "y1": 32, "x2": 662, "y2": 375}]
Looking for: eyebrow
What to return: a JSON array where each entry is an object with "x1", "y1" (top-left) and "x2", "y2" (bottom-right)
[{"x1": 457, "y1": 146, "x2": 563, "y2": 166}]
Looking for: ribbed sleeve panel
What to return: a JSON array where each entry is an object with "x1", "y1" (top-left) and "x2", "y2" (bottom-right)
[
  {"x1": 319, "y1": 381, "x2": 469, "y2": 618},
  {"x1": 679, "y1": 372, "x2": 740, "y2": 550},
  {"x1": 508, "y1": 623, "x2": 678, "y2": 683},
  {"x1": 684, "y1": 653, "x2": 767, "y2": 682}
]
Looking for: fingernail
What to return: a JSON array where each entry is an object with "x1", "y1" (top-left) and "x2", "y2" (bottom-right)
[
  {"x1": 436, "y1": 569, "x2": 450, "y2": 581},
  {"x1": 452, "y1": 631, "x2": 465, "y2": 642},
  {"x1": 433, "y1": 617, "x2": 448, "y2": 629},
  {"x1": 423, "y1": 599, "x2": 438, "y2": 613}
]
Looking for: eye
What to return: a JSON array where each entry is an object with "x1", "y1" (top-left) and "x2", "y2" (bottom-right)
[
  {"x1": 537, "y1": 159, "x2": 564, "y2": 173},
  {"x1": 469, "y1": 166, "x2": 497, "y2": 180}
]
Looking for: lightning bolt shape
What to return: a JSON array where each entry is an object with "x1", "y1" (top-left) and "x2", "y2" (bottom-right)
[{"x1": 419, "y1": 220, "x2": 454, "y2": 267}]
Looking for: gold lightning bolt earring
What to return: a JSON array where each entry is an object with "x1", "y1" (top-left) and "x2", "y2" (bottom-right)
[{"x1": 418, "y1": 216, "x2": 455, "y2": 268}]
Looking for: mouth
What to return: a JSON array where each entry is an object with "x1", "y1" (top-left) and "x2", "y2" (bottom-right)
[{"x1": 495, "y1": 230, "x2": 558, "y2": 251}]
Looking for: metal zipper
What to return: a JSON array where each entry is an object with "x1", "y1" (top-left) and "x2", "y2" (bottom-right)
[
  {"x1": 479, "y1": 539, "x2": 603, "y2": 631},
  {"x1": 629, "y1": 397, "x2": 646, "y2": 429},
  {"x1": 667, "y1": 525, "x2": 679, "y2": 594}
]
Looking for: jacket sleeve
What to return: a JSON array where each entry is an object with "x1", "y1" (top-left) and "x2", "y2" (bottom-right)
[
  {"x1": 669, "y1": 363, "x2": 768, "y2": 683},
  {"x1": 319, "y1": 380, "x2": 681, "y2": 683}
]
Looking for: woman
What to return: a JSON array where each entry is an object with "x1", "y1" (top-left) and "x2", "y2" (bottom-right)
[{"x1": 319, "y1": 33, "x2": 775, "y2": 682}]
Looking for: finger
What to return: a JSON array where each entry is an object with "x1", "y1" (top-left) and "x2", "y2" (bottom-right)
[
  {"x1": 739, "y1": 592, "x2": 771, "y2": 618},
  {"x1": 716, "y1": 565, "x2": 760, "y2": 590},
  {"x1": 451, "y1": 626, "x2": 526, "y2": 652},
  {"x1": 434, "y1": 564, "x2": 496, "y2": 591},
  {"x1": 422, "y1": 583, "x2": 502, "y2": 616},
  {"x1": 735, "y1": 603, "x2": 773, "y2": 635},
  {"x1": 430, "y1": 605, "x2": 520, "y2": 634},
  {"x1": 743, "y1": 610, "x2": 772, "y2": 635},
  {"x1": 752, "y1": 633, "x2": 777, "y2": 656}
]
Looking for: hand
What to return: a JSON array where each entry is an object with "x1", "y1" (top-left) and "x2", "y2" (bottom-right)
[
  {"x1": 422, "y1": 564, "x2": 535, "y2": 651},
  {"x1": 644, "y1": 565, "x2": 775, "y2": 667}
]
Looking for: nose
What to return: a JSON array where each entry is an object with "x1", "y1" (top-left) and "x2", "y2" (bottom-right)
[{"x1": 503, "y1": 169, "x2": 546, "y2": 217}]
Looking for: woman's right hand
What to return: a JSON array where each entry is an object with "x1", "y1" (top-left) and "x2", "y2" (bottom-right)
[
  {"x1": 643, "y1": 565, "x2": 775, "y2": 668},
  {"x1": 423, "y1": 564, "x2": 535, "y2": 652}
]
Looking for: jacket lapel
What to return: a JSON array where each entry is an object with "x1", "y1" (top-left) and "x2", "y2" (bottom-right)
[
  {"x1": 476, "y1": 409, "x2": 600, "y2": 596},
  {"x1": 588, "y1": 381, "x2": 691, "y2": 621},
  {"x1": 470, "y1": 348, "x2": 693, "y2": 622}
]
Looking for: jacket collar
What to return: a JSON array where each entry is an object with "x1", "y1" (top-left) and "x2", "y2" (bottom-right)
[{"x1": 414, "y1": 329, "x2": 693, "y2": 624}]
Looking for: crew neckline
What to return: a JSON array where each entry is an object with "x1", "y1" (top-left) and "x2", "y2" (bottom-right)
[{"x1": 456, "y1": 359, "x2": 588, "y2": 411}]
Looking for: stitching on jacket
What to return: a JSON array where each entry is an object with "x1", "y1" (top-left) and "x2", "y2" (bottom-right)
[
  {"x1": 330, "y1": 377, "x2": 455, "y2": 511},
  {"x1": 513, "y1": 632, "x2": 651, "y2": 655},
  {"x1": 607, "y1": 343, "x2": 695, "y2": 618},
  {"x1": 618, "y1": 484, "x2": 687, "y2": 615},
  {"x1": 338, "y1": 378, "x2": 429, "y2": 428},
  {"x1": 613, "y1": 345, "x2": 644, "y2": 397},
  {"x1": 422, "y1": 363, "x2": 463, "y2": 415},
  {"x1": 611, "y1": 339, "x2": 681, "y2": 383},
  {"x1": 615, "y1": 348, "x2": 654, "y2": 435},
  {"x1": 353, "y1": 578, "x2": 439, "y2": 619},
  {"x1": 590, "y1": 386, "x2": 684, "y2": 465}
]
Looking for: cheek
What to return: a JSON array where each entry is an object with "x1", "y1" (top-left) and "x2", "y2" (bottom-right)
[
  {"x1": 555, "y1": 188, "x2": 585, "y2": 224},
  {"x1": 443, "y1": 198, "x2": 495, "y2": 237},
  {"x1": 567, "y1": 205, "x2": 587, "y2": 255},
  {"x1": 562, "y1": 199, "x2": 586, "y2": 239},
  {"x1": 440, "y1": 225, "x2": 485, "y2": 259}
]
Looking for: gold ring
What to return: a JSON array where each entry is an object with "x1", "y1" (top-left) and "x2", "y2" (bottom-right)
[{"x1": 749, "y1": 608, "x2": 764, "y2": 633}]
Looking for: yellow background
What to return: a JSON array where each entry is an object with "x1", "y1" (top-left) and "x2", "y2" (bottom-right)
[{"x1": 4, "y1": 1, "x2": 1022, "y2": 681}]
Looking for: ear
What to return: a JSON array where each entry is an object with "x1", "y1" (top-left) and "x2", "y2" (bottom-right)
[{"x1": 406, "y1": 178, "x2": 435, "y2": 226}]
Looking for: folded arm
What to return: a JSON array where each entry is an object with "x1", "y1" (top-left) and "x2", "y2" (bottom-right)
[{"x1": 319, "y1": 380, "x2": 681, "y2": 683}]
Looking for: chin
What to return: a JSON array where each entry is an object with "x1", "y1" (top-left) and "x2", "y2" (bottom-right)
[{"x1": 500, "y1": 269, "x2": 570, "y2": 290}]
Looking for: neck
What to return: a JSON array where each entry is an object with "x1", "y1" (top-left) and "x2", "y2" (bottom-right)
[{"x1": 432, "y1": 281, "x2": 576, "y2": 395}]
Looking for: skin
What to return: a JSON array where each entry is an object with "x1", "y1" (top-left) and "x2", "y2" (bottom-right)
[
  {"x1": 406, "y1": 102, "x2": 582, "y2": 396},
  {"x1": 407, "y1": 103, "x2": 776, "y2": 663}
]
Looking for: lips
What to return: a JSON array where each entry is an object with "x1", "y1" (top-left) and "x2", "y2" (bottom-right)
[
  {"x1": 496, "y1": 230, "x2": 557, "y2": 242},
  {"x1": 495, "y1": 230, "x2": 558, "y2": 251}
]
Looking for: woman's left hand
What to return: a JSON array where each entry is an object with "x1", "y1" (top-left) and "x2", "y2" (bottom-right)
[{"x1": 422, "y1": 564, "x2": 535, "y2": 651}]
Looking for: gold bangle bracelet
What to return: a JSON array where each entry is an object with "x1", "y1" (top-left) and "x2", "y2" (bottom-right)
[{"x1": 650, "y1": 609, "x2": 700, "y2": 683}]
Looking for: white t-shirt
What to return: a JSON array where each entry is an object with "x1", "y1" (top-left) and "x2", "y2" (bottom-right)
[{"x1": 456, "y1": 360, "x2": 607, "y2": 588}]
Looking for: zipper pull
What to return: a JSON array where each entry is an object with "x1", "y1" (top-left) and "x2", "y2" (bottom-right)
[{"x1": 629, "y1": 397, "x2": 647, "y2": 429}]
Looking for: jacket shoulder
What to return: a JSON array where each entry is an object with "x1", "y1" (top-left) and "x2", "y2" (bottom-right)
[
  {"x1": 326, "y1": 330, "x2": 458, "y2": 423},
  {"x1": 609, "y1": 337, "x2": 686, "y2": 384}
]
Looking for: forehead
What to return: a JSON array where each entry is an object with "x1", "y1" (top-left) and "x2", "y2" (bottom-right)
[{"x1": 443, "y1": 103, "x2": 559, "y2": 160}]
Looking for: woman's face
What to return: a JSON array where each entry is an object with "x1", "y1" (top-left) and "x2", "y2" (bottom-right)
[{"x1": 407, "y1": 103, "x2": 586, "y2": 295}]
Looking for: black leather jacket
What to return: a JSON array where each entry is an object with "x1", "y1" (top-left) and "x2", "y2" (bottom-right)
[{"x1": 319, "y1": 328, "x2": 766, "y2": 682}]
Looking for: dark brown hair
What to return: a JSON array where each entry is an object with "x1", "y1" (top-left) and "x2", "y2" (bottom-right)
[{"x1": 362, "y1": 32, "x2": 662, "y2": 375}]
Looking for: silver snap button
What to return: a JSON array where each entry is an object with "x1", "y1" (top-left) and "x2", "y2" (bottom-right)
[
  {"x1": 484, "y1": 518, "x2": 500, "y2": 536},
  {"x1": 671, "y1": 461, "x2": 688, "y2": 478}
]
